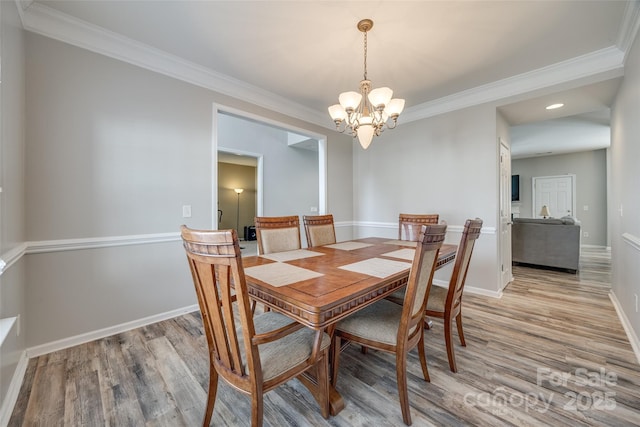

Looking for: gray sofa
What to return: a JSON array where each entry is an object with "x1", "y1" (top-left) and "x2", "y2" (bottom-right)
[{"x1": 512, "y1": 217, "x2": 581, "y2": 273}]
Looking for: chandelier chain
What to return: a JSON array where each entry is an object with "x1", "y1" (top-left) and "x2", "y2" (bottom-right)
[{"x1": 363, "y1": 30, "x2": 368, "y2": 81}]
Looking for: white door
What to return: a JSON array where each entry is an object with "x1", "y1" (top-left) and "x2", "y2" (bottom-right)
[
  {"x1": 533, "y1": 175, "x2": 575, "y2": 218},
  {"x1": 499, "y1": 142, "x2": 513, "y2": 290}
]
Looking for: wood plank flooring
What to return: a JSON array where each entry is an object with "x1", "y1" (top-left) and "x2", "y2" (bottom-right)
[{"x1": 9, "y1": 247, "x2": 640, "y2": 426}]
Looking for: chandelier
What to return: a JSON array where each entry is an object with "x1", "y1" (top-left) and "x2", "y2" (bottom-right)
[{"x1": 328, "y1": 19, "x2": 405, "y2": 149}]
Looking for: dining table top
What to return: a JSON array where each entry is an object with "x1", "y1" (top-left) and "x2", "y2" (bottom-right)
[{"x1": 241, "y1": 237, "x2": 457, "y2": 329}]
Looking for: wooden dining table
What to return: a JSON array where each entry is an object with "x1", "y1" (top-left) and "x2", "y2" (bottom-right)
[{"x1": 241, "y1": 237, "x2": 457, "y2": 416}]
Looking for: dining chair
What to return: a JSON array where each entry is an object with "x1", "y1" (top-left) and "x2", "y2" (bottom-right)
[
  {"x1": 303, "y1": 214, "x2": 337, "y2": 247},
  {"x1": 254, "y1": 215, "x2": 301, "y2": 255},
  {"x1": 398, "y1": 213, "x2": 440, "y2": 241},
  {"x1": 331, "y1": 224, "x2": 447, "y2": 426},
  {"x1": 181, "y1": 226, "x2": 330, "y2": 426},
  {"x1": 425, "y1": 218, "x2": 483, "y2": 373}
]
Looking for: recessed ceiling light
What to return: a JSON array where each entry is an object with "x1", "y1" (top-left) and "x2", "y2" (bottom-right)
[{"x1": 546, "y1": 103, "x2": 564, "y2": 110}]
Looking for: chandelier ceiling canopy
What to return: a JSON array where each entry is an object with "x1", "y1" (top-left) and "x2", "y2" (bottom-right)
[{"x1": 328, "y1": 19, "x2": 405, "y2": 149}]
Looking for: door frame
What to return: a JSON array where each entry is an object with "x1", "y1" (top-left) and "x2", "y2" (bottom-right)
[
  {"x1": 211, "y1": 103, "x2": 328, "y2": 229},
  {"x1": 499, "y1": 139, "x2": 513, "y2": 290}
]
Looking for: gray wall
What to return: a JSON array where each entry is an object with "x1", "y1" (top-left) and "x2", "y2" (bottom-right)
[
  {"x1": 353, "y1": 105, "x2": 500, "y2": 294},
  {"x1": 21, "y1": 32, "x2": 351, "y2": 351},
  {"x1": 610, "y1": 27, "x2": 640, "y2": 351},
  {"x1": 0, "y1": 0, "x2": 27, "y2": 413},
  {"x1": 512, "y1": 149, "x2": 608, "y2": 246}
]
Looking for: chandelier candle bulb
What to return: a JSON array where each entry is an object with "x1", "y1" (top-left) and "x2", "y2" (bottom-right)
[{"x1": 327, "y1": 18, "x2": 405, "y2": 149}]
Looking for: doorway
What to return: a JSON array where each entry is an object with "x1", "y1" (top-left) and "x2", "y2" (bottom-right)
[
  {"x1": 211, "y1": 104, "x2": 328, "y2": 244},
  {"x1": 217, "y1": 154, "x2": 258, "y2": 240}
]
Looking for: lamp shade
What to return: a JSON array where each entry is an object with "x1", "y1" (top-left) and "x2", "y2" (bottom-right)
[
  {"x1": 368, "y1": 87, "x2": 393, "y2": 108},
  {"x1": 339, "y1": 91, "x2": 362, "y2": 111},
  {"x1": 539, "y1": 205, "x2": 551, "y2": 217},
  {"x1": 234, "y1": 188, "x2": 244, "y2": 194},
  {"x1": 356, "y1": 120, "x2": 375, "y2": 149},
  {"x1": 328, "y1": 104, "x2": 347, "y2": 121},
  {"x1": 385, "y1": 98, "x2": 405, "y2": 117}
]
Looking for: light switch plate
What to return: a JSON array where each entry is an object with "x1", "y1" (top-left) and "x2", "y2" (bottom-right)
[{"x1": 182, "y1": 205, "x2": 192, "y2": 218}]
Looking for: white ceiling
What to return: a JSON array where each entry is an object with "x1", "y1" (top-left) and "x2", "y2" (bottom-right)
[{"x1": 19, "y1": 1, "x2": 640, "y2": 157}]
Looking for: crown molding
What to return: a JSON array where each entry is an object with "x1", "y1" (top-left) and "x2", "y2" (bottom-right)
[
  {"x1": 17, "y1": 1, "x2": 328, "y2": 128},
  {"x1": 401, "y1": 46, "x2": 625, "y2": 123},
  {"x1": 617, "y1": 0, "x2": 640, "y2": 58},
  {"x1": 15, "y1": 1, "x2": 637, "y2": 130}
]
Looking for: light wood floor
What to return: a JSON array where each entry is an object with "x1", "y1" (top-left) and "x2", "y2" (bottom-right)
[{"x1": 9, "y1": 247, "x2": 640, "y2": 426}]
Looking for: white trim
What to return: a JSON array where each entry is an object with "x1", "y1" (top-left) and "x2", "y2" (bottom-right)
[
  {"x1": 433, "y1": 279, "x2": 502, "y2": 299},
  {"x1": 609, "y1": 291, "x2": 640, "y2": 365},
  {"x1": 0, "y1": 243, "x2": 27, "y2": 276},
  {"x1": 212, "y1": 103, "x2": 328, "y2": 220},
  {"x1": 26, "y1": 232, "x2": 180, "y2": 254},
  {"x1": 0, "y1": 350, "x2": 29, "y2": 427},
  {"x1": 400, "y1": 47, "x2": 624, "y2": 124},
  {"x1": 15, "y1": 2, "x2": 634, "y2": 130},
  {"x1": 617, "y1": 0, "x2": 640, "y2": 58},
  {"x1": 0, "y1": 225, "x2": 497, "y2": 266},
  {"x1": 623, "y1": 232, "x2": 640, "y2": 252},
  {"x1": 354, "y1": 221, "x2": 497, "y2": 235},
  {"x1": 27, "y1": 305, "x2": 199, "y2": 358},
  {"x1": 18, "y1": 2, "x2": 327, "y2": 128},
  {"x1": 0, "y1": 318, "x2": 17, "y2": 347},
  {"x1": 581, "y1": 244, "x2": 611, "y2": 250}
]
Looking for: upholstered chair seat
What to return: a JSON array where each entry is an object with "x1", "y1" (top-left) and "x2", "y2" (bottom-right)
[
  {"x1": 334, "y1": 300, "x2": 418, "y2": 346},
  {"x1": 241, "y1": 311, "x2": 331, "y2": 382}
]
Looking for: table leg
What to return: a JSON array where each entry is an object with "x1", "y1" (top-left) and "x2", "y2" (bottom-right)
[{"x1": 298, "y1": 371, "x2": 345, "y2": 416}]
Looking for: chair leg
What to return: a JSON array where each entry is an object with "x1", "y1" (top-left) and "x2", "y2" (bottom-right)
[
  {"x1": 251, "y1": 391, "x2": 264, "y2": 427},
  {"x1": 417, "y1": 331, "x2": 430, "y2": 383},
  {"x1": 330, "y1": 336, "x2": 341, "y2": 385},
  {"x1": 396, "y1": 353, "x2": 412, "y2": 426},
  {"x1": 444, "y1": 318, "x2": 458, "y2": 373},
  {"x1": 456, "y1": 312, "x2": 466, "y2": 347},
  {"x1": 202, "y1": 366, "x2": 218, "y2": 427}
]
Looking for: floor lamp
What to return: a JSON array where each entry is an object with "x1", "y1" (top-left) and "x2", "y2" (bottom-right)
[{"x1": 234, "y1": 188, "x2": 244, "y2": 247}]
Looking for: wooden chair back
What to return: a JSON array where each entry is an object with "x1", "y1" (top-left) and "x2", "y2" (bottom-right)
[
  {"x1": 425, "y1": 218, "x2": 482, "y2": 373},
  {"x1": 254, "y1": 215, "x2": 301, "y2": 254},
  {"x1": 181, "y1": 225, "x2": 331, "y2": 425},
  {"x1": 403, "y1": 224, "x2": 448, "y2": 324},
  {"x1": 332, "y1": 223, "x2": 446, "y2": 425},
  {"x1": 446, "y1": 218, "x2": 483, "y2": 318},
  {"x1": 398, "y1": 213, "x2": 439, "y2": 241},
  {"x1": 303, "y1": 214, "x2": 337, "y2": 247},
  {"x1": 181, "y1": 227, "x2": 257, "y2": 385}
]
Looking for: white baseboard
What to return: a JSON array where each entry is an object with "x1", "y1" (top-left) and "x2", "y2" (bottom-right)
[
  {"x1": 432, "y1": 279, "x2": 503, "y2": 298},
  {"x1": 609, "y1": 291, "x2": 640, "y2": 365},
  {"x1": 27, "y1": 304, "x2": 199, "y2": 358},
  {"x1": 0, "y1": 350, "x2": 29, "y2": 427}
]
